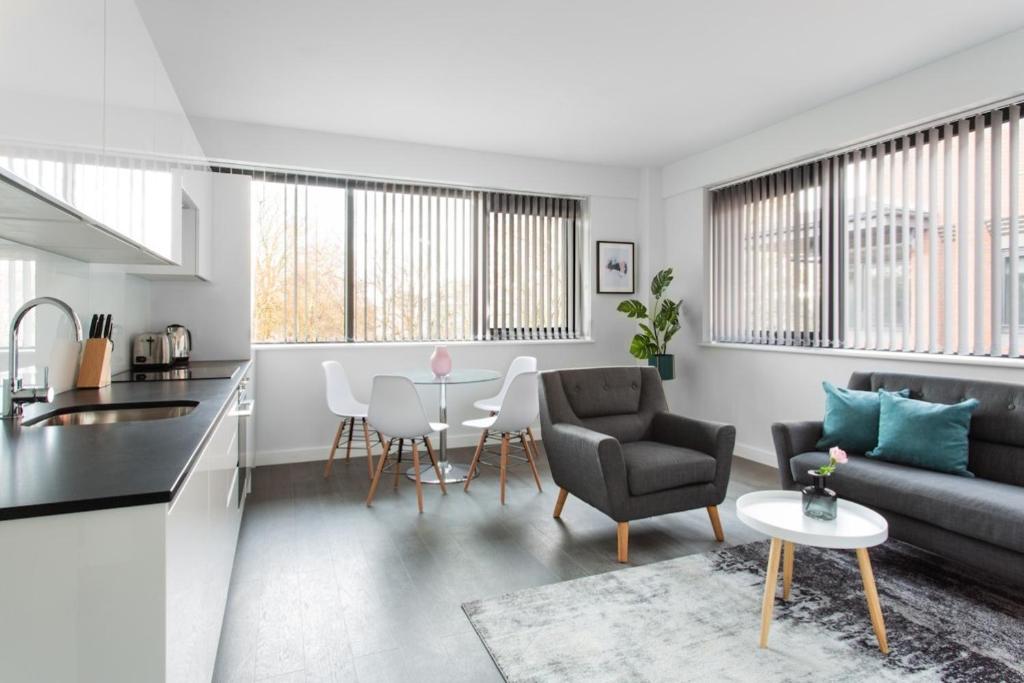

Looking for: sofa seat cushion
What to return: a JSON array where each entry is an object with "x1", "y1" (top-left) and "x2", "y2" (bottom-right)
[
  {"x1": 791, "y1": 452, "x2": 1024, "y2": 554},
  {"x1": 622, "y1": 441, "x2": 716, "y2": 496}
]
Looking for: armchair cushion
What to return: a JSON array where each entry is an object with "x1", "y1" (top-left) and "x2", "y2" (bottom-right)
[{"x1": 621, "y1": 441, "x2": 717, "y2": 496}]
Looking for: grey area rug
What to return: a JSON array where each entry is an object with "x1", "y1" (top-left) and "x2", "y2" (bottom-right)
[{"x1": 462, "y1": 540, "x2": 1024, "y2": 682}]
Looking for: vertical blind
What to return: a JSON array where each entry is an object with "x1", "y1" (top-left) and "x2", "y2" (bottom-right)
[
  {"x1": 710, "y1": 100, "x2": 1024, "y2": 358},
  {"x1": 233, "y1": 167, "x2": 584, "y2": 343}
]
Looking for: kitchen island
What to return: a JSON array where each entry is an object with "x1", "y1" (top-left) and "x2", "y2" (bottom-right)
[{"x1": 0, "y1": 360, "x2": 252, "y2": 682}]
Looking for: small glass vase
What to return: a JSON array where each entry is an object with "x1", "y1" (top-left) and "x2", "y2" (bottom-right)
[{"x1": 802, "y1": 471, "x2": 837, "y2": 521}]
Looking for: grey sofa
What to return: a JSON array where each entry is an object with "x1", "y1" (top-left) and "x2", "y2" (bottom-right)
[
  {"x1": 772, "y1": 371, "x2": 1024, "y2": 586},
  {"x1": 539, "y1": 366, "x2": 736, "y2": 562}
]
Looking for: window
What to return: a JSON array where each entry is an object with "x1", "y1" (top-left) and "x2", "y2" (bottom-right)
[
  {"x1": 237, "y1": 168, "x2": 585, "y2": 343},
  {"x1": 709, "y1": 99, "x2": 1024, "y2": 358}
]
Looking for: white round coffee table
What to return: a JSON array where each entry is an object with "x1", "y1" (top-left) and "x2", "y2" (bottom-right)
[{"x1": 736, "y1": 490, "x2": 890, "y2": 653}]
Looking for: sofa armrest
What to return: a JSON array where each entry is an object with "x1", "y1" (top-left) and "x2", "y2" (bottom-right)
[
  {"x1": 771, "y1": 421, "x2": 823, "y2": 489},
  {"x1": 651, "y1": 412, "x2": 736, "y2": 501},
  {"x1": 651, "y1": 412, "x2": 736, "y2": 460},
  {"x1": 545, "y1": 423, "x2": 629, "y2": 517}
]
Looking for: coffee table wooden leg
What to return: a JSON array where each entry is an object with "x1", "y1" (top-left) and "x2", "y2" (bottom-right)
[
  {"x1": 782, "y1": 541, "x2": 794, "y2": 600},
  {"x1": 856, "y1": 547, "x2": 889, "y2": 654},
  {"x1": 759, "y1": 537, "x2": 783, "y2": 648}
]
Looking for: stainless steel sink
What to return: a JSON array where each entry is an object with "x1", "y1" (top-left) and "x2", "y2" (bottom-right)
[{"x1": 23, "y1": 401, "x2": 198, "y2": 427}]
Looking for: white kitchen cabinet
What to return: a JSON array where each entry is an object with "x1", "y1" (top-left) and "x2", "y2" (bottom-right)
[
  {"x1": 104, "y1": 0, "x2": 157, "y2": 158},
  {"x1": 0, "y1": 0, "x2": 106, "y2": 168},
  {"x1": 0, "y1": 0, "x2": 207, "y2": 265},
  {"x1": 132, "y1": 167, "x2": 215, "y2": 280},
  {"x1": 167, "y1": 393, "x2": 242, "y2": 683},
  {"x1": 0, "y1": 391, "x2": 245, "y2": 682}
]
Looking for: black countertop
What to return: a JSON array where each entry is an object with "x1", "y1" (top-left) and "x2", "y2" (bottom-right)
[{"x1": 0, "y1": 360, "x2": 251, "y2": 521}]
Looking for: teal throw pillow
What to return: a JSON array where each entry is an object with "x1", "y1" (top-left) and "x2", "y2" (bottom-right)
[
  {"x1": 816, "y1": 381, "x2": 910, "y2": 454},
  {"x1": 866, "y1": 391, "x2": 978, "y2": 477}
]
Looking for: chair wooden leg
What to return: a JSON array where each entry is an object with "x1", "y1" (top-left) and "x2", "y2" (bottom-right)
[
  {"x1": 393, "y1": 439, "x2": 404, "y2": 490},
  {"x1": 617, "y1": 522, "x2": 629, "y2": 563},
  {"x1": 411, "y1": 441, "x2": 424, "y2": 513},
  {"x1": 365, "y1": 439, "x2": 391, "y2": 507},
  {"x1": 553, "y1": 487, "x2": 568, "y2": 518},
  {"x1": 464, "y1": 430, "x2": 487, "y2": 492},
  {"x1": 707, "y1": 505, "x2": 725, "y2": 542},
  {"x1": 344, "y1": 416, "x2": 355, "y2": 461},
  {"x1": 526, "y1": 427, "x2": 540, "y2": 460},
  {"x1": 519, "y1": 432, "x2": 543, "y2": 492},
  {"x1": 324, "y1": 418, "x2": 347, "y2": 478},
  {"x1": 423, "y1": 437, "x2": 447, "y2": 495},
  {"x1": 361, "y1": 418, "x2": 375, "y2": 480},
  {"x1": 499, "y1": 434, "x2": 509, "y2": 505}
]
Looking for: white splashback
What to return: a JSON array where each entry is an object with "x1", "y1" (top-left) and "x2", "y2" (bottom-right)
[{"x1": 0, "y1": 237, "x2": 151, "y2": 392}]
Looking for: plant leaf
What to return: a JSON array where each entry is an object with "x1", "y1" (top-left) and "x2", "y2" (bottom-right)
[
  {"x1": 616, "y1": 299, "x2": 648, "y2": 319},
  {"x1": 629, "y1": 334, "x2": 656, "y2": 359},
  {"x1": 638, "y1": 322, "x2": 655, "y2": 339},
  {"x1": 652, "y1": 298, "x2": 679, "y2": 331},
  {"x1": 650, "y1": 268, "x2": 674, "y2": 298}
]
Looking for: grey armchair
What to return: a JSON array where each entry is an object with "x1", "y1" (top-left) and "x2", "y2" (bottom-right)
[{"x1": 539, "y1": 366, "x2": 736, "y2": 562}]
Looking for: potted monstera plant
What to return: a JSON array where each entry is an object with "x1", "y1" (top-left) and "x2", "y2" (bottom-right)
[{"x1": 616, "y1": 268, "x2": 683, "y2": 380}]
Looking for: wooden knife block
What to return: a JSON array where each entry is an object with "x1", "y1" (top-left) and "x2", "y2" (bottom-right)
[{"x1": 77, "y1": 339, "x2": 112, "y2": 389}]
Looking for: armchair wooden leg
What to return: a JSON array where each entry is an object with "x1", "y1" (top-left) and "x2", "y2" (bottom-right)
[
  {"x1": 464, "y1": 429, "x2": 487, "y2": 492},
  {"x1": 499, "y1": 434, "x2": 510, "y2": 505},
  {"x1": 617, "y1": 522, "x2": 629, "y2": 563},
  {"x1": 707, "y1": 505, "x2": 725, "y2": 542},
  {"x1": 365, "y1": 439, "x2": 391, "y2": 507},
  {"x1": 324, "y1": 417, "x2": 347, "y2": 478},
  {"x1": 553, "y1": 487, "x2": 568, "y2": 518},
  {"x1": 411, "y1": 441, "x2": 424, "y2": 514},
  {"x1": 361, "y1": 418, "x2": 375, "y2": 480}
]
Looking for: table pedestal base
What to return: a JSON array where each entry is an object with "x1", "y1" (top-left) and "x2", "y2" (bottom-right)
[{"x1": 406, "y1": 461, "x2": 478, "y2": 484}]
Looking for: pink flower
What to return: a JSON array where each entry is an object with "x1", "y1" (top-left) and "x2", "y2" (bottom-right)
[{"x1": 829, "y1": 446, "x2": 848, "y2": 464}]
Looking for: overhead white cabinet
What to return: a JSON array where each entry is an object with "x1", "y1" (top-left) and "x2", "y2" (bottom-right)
[{"x1": 0, "y1": 0, "x2": 207, "y2": 265}]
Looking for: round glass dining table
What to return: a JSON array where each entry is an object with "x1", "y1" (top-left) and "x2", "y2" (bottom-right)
[{"x1": 399, "y1": 368, "x2": 500, "y2": 484}]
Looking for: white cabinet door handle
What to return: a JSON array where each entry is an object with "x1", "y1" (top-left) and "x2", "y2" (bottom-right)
[{"x1": 229, "y1": 400, "x2": 254, "y2": 418}]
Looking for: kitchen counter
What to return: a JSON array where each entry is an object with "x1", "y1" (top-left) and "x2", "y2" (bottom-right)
[{"x1": 0, "y1": 360, "x2": 251, "y2": 521}]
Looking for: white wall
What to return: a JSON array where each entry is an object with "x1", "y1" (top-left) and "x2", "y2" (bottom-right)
[
  {"x1": 185, "y1": 118, "x2": 649, "y2": 464},
  {"x1": 148, "y1": 174, "x2": 251, "y2": 362},
  {"x1": 659, "y1": 27, "x2": 1024, "y2": 466},
  {"x1": 0, "y1": 238, "x2": 152, "y2": 391}
]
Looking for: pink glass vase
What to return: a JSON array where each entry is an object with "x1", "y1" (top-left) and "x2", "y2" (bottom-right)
[{"x1": 430, "y1": 346, "x2": 452, "y2": 377}]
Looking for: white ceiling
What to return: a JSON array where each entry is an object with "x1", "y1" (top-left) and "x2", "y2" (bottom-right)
[{"x1": 137, "y1": 0, "x2": 1024, "y2": 167}]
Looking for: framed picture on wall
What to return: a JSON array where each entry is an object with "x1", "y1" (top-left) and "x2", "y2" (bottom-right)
[{"x1": 596, "y1": 241, "x2": 635, "y2": 293}]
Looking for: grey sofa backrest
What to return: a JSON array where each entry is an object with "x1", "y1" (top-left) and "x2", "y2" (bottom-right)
[
  {"x1": 848, "y1": 371, "x2": 1024, "y2": 486},
  {"x1": 539, "y1": 366, "x2": 668, "y2": 443}
]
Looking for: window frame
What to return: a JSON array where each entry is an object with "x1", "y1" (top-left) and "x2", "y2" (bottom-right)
[
  {"x1": 225, "y1": 165, "x2": 588, "y2": 345},
  {"x1": 705, "y1": 94, "x2": 1024, "y2": 361}
]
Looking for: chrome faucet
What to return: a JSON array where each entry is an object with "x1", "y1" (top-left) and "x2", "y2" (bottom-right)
[{"x1": 2, "y1": 297, "x2": 83, "y2": 420}]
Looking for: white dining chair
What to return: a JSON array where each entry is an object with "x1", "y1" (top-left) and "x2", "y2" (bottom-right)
[
  {"x1": 322, "y1": 360, "x2": 378, "y2": 480},
  {"x1": 463, "y1": 372, "x2": 541, "y2": 504},
  {"x1": 365, "y1": 375, "x2": 448, "y2": 512},
  {"x1": 474, "y1": 356, "x2": 539, "y2": 456}
]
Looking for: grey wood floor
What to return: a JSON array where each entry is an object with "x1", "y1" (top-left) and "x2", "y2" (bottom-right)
[{"x1": 213, "y1": 443, "x2": 779, "y2": 682}]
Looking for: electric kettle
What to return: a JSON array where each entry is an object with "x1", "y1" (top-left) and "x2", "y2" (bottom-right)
[{"x1": 166, "y1": 324, "x2": 192, "y2": 365}]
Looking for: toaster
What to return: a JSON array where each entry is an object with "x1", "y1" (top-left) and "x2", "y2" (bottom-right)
[{"x1": 132, "y1": 332, "x2": 172, "y2": 368}]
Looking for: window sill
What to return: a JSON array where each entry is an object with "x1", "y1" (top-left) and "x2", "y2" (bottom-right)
[
  {"x1": 698, "y1": 341, "x2": 1024, "y2": 369},
  {"x1": 252, "y1": 338, "x2": 595, "y2": 352}
]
